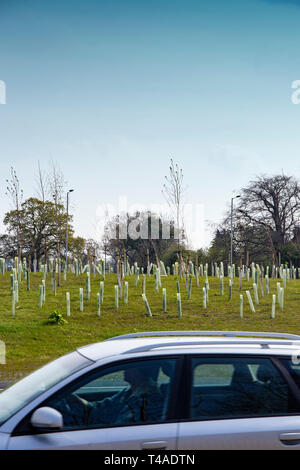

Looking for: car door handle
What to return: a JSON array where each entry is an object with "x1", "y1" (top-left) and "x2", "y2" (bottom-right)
[
  {"x1": 141, "y1": 441, "x2": 168, "y2": 450},
  {"x1": 279, "y1": 433, "x2": 300, "y2": 445}
]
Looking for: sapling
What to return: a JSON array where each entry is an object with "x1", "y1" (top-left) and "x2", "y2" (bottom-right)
[
  {"x1": 200, "y1": 264, "x2": 204, "y2": 277},
  {"x1": 115, "y1": 285, "x2": 119, "y2": 309},
  {"x1": 265, "y1": 275, "x2": 269, "y2": 295},
  {"x1": 155, "y1": 272, "x2": 159, "y2": 293},
  {"x1": 162, "y1": 288, "x2": 167, "y2": 312},
  {"x1": 280, "y1": 287, "x2": 284, "y2": 310},
  {"x1": 142, "y1": 294, "x2": 152, "y2": 317},
  {"x1": 203, "y1": 287, "x2": 207, "y2": 308},
  {"x1": 124, "y1": 281, "x2": 128, "y2": 304},
  {"x1": 260, "y1": 276, "x2": 264, "y2": 297},
  {"x1": 205, "y1": 283, "x2": 209, "y2": 303},
  {"x1": 240, "y1": 294, "x2": 243, "y2": 318},
  {"x1": 205, "y1": 271, "x2": 209, "y2": 290},
  {"x1": 18, "y1": 263, "x2": 22, "y2": 283},
  {"x1": 177, "y1": 293, "x2": 182, "y2": 317},
  {"x1": 86, "y1": 273, "x2": 91, "y2": 300},
  {"x1": 283, "y1": 270, "x2": 287, "y2": 288},
  {"x1": 220, "y1": 262, "x2": 224, "y2": 277},
  {"x1": 97, "y1": 293, "x2": 101, "y2": 317},
  {"x1": 220, "y1": 276, "x2": 224, "y2": 296},
  {"x1": 38, "y1": 285, "x2": 43, "y2": 308},
  {"x1": 0, "y1": 258, "x2": 5, "y2": 275},
  {"x1": 26, "y1": 269, "x2": 30, "y2": 291},
  {"x1": 14, "y1": 280, "x2": 18, "y2": 303},
  {"x1": 66, "y1": 292, "x2": 70, "y2": 316},
  {"x1": 253, "y1": 283, "x2": 259, "y2": 305},
  {"x1": 160, "y1": 261, "x2": 167, "y2": 276},
  {"x1": 100, "y1": 281, "x2": 104, "y2": 304},
  {"x1": 157, "y1": 267, "x2": 162, "y2": 288},
  {"x1": 188, "y1": 276, "x2": 192, "y2": 299},
  {"x1": 134, "y1": 267, "x2": 139, "y2": 287},
  {"x1": 271, "y1": 294, "x2": 276, "y2": 318},
  {"x1": 276, "y1": 283, "x2": 281, "y2": 304},
  {"x1": 196, "y1": 268, "x2": 199, "y2": 286},
  {"x1": 246, "y1": 290, "x2": 255, "y2": 313},
  {"x1": 12, "y1": 291, "x2": 15, "y2": 317},
  {"x1": 42, "y1": 279, "x2": 46, "y2": 302},
  {"x1": 80, "y1": 288, "x2": 84, "y2": 312}
]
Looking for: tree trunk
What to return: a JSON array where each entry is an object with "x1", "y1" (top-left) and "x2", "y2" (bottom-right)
[
  {"x1": 57, "y1": 242, "x2": 61, "y2": 287},
  {"x1": 151, "y1": 239, "x2": 160, "y2": 268}
]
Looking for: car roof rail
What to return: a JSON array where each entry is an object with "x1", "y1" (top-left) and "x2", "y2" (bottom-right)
[
  {"x1": 106, "y1": 330, "x2": 300, "y2": 342},
  {"x1": 123, "y1": 339, "x2": 300, "y2": 354}
]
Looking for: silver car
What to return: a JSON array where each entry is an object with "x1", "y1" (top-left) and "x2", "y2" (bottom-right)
[{"x1": 1, "y1": 330, "x2": 300, "y2": 450}]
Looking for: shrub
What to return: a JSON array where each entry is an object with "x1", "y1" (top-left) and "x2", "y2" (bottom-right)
[{"x1": 48, "y1": 310, "x2": 67, "y2": 325}]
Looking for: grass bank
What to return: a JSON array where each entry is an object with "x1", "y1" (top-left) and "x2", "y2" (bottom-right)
[{"x1": 0, "y1": 271, "x2": 299, "y2": 380}]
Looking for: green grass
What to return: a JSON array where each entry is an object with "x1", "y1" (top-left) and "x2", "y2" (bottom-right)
[{"x1": 0, "y1": 271, "x2": 300, "y2": 380}]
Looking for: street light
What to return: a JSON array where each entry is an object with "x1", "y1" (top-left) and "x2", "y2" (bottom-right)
[
  {"x1": 66, "y1": 189, "x2": 74, "y2": 271},
  {"x1": 230, "y1": 195, "x2": 241, "y2": 267}
]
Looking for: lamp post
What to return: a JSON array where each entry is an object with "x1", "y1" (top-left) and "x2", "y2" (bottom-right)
[
  {"x1": 66, "y1": 189, "x2": 74, "y2": 272},
  {"x1": 230, "y1": 195, "x2": 240, "y2": 267}
]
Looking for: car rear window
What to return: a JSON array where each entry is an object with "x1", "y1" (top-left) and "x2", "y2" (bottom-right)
[{"x1": 190, "y1": 356, "x2": 295, "y2": 420}]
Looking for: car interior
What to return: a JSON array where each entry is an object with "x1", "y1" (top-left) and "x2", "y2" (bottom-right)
[{"x1": 191, "y1": 361, "x2": 291, "y2": 419}]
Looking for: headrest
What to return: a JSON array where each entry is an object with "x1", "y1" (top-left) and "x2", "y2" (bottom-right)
[
  {"x1": 160, "y1": 362, "x2": 174, "y2": 377},
  {"x1": 256, "y1": 364, "x2": 274, "y2": 383}
]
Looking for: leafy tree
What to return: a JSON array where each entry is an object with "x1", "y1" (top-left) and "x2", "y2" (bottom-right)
[
  {"x1": 102, "y1": 211, "x2": 178, "y2": 268},
  {"x1": 68, "y1": 236, "x2": 86, "y2": 262},
  {"x1": 0, "y1": 234, "x2": 18, "y2": 259},
  {"x1": 3, "y1": 197, "x2": 73, "y2": 269}
]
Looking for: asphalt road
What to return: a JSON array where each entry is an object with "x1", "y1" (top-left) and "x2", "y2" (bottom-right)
[{"x1": 0, "y1": 381, "x2": 12, "y2": 390}]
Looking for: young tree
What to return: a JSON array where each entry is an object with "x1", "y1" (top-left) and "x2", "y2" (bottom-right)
[
  {"x1": 162, "y1": 159, "x2": 185, "y2": 249},
  {"x1": 5, "y1": 167, "x2": 23, "y2": 261},
  {"x1": 48, "y1": 161, "x2": 67, "y2": 285},
  {"x1": 35, "y1": 161, "x2": 49, "y2": 203}
]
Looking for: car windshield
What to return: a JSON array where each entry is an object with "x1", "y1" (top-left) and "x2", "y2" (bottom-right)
[{"x1": 0, "y1": 351, "x2": 92, "y2": 426}]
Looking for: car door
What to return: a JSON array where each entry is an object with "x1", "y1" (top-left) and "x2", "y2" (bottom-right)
[
  {"x1": 177, "y1": 354, "x2": 300, "y2": 450},
  {"x1": 8, "y1": 356, "x2": 180, "y2": 450}
]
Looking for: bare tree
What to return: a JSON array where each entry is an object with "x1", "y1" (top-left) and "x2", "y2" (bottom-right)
[
  {"x1": 232, "y1": 174, "x2": 300, "y2": 263},
  {"x1": 162, "y1": 158, "x2": 186, "y2": 259},
  {"x1": 35, "y1": 161, "x2": 49, "y2": 203},
  {"x1": 48, "y1": 160, "x2": 67, "y2": 285},
  {"x1": 5, "y1": 167, "x2": 23, "y2": 260},
  {"x1": 48, "y1": 160, "x2": 66, "y2": 206}
]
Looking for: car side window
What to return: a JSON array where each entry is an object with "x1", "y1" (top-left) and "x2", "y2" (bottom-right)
[
  {"x1": 278, "y1": 359, "x2": 300, "y2": 391},
  {"x1": 190, "y1": 357, "x2": 294, "y2": 420},
  {"x1": 44, "y1": 358, "x2": 177, "y2": 430}
]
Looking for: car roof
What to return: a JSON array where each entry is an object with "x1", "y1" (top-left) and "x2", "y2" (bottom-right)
[{"x1": 77, "y1": 330, "x2": 300, "y2": 362}]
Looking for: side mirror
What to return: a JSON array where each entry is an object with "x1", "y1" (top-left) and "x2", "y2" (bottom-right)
[{"x1": 31, "y1": 406, "x2": 63, "y2": 430}]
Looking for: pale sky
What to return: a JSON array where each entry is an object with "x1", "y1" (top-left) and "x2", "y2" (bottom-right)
[{"x1": 1, "y1": 0, "x2": 300, "y2": 248}]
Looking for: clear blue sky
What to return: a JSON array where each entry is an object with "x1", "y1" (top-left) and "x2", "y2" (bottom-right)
[{"x1": 1, "y1": 0, "x2": 300, "y2": 248}]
